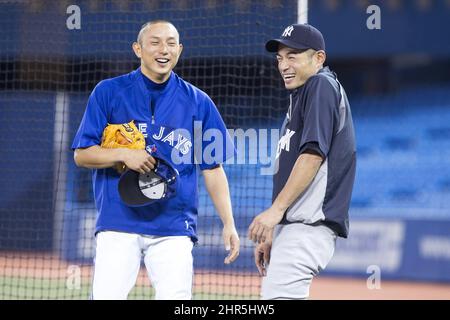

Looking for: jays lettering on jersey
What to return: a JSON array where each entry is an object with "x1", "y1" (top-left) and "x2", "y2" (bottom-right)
[
  {"x1": 71, "y1": 68, "x2": 235, "y2": 242},
  {"x1": 273, "y1": 67, "x2": 356, "y2": 238}
]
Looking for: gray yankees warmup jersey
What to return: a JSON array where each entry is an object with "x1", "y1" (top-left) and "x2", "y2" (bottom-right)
[{"x1": 273, "y1": 66, "x2": 356, "y2": 238}]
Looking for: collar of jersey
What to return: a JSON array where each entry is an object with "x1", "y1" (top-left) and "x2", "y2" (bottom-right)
[
  {"x1": 135, "y1": 67, "x2": 175, "y2": 97},
  {"x1": 142, "y1": 72, "x2": 170, "y2": 92}
]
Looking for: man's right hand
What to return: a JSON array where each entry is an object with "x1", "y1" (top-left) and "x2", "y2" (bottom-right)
[{"x1": 121, "y1": 149, "x2": 156, "y2": 174}]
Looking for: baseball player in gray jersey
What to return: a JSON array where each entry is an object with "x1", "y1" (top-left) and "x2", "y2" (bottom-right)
[{"x1": 248, "y1": 24, "x2": 356, "y2": 299}]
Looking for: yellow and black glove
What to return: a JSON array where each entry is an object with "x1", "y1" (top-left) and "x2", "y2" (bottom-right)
[{"x1": 100, "y1": 120, "x2": 145, "y2": 173}]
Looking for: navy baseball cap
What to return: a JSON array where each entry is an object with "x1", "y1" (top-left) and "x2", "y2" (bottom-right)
[
  {"x1": 265, "y1": 24, "x2": 325, "y2": 53},
  {"x1": 118, "y1": 156, "x2": 179, "y2": 207}
]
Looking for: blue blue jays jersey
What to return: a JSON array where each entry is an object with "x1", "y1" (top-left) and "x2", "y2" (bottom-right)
[{"x1": 72, "y1": 68, "x2": 235, "y2": 242}]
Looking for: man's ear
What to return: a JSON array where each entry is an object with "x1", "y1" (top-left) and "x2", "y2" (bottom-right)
[
  {"x1": 178, "y1": 43, "x2": 183, "y2": 57},
  {"x1": 132, "y1": 42, "x2": 141, "y2": 59},
  {"x1": 316, "y1": 50, "x2": 326, "y2": 66}
]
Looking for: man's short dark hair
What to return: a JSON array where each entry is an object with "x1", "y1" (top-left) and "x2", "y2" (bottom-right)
[{"x1": 137, "y1": 20, "x2": 177, "y2": 45}]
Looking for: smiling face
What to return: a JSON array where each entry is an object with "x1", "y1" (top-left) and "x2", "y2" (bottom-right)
[
  {"x1": 276, "y1": 45, "x2": 325, "y2": 90},
  {"x1": 132, "y1": 22, "x2": 183, "y2": 83}
]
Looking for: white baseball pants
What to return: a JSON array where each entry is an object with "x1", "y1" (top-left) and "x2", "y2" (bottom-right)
[{"x1": 91, "y1": 231, "x2": 194, "y2": 300}]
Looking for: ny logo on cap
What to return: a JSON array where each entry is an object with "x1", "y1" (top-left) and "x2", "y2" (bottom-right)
[{"x1": 282, "y1": 25, "x2": 294, "y2": 37}]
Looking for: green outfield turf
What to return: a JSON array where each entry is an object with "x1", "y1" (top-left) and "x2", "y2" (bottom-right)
[
  {"x1": 0, "y1": 276, "x2": 155, "y2": 299},
  {"x1": 0, "y1": 276, "x2": 258, "y2": 300}
]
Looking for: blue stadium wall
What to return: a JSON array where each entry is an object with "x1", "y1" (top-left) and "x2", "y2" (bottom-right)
[{"x1": 1, "y1": 1, "x2": 450, "y2": 58}]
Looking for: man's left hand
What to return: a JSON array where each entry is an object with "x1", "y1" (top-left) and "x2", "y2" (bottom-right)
[{"x1": 223, "y1": 225, "x2": 240, "y2": 264}]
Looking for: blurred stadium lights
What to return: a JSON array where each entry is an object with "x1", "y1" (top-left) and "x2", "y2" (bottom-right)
[
  {"x1": 324, "y1": 0, "x2": 340, "y2": 11},
  {"x1": 416, "y1": 0, "x2": 433, "y2": 11},
  {"x1": 386, "y1": 0, "x2": 402, "y2": 11}
]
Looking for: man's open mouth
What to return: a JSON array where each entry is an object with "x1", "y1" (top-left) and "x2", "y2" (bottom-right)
[
  {"x1": 283, "y1": 74, "x2": 295, "y2": 80},
  {"x1": 155, "y1": 58, "x2": 170, "y2": 64}
]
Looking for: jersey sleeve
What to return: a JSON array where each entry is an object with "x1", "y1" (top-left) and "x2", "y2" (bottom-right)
[
  {"x1": 298, "y1": 75, "x2": 340, "y2": 159},
  {"x1": 71, "y1": 81, "x2": 109, "y2": 150},
  {"x1": 197, "y1": 94, "x2": 236, "y2": 170}
]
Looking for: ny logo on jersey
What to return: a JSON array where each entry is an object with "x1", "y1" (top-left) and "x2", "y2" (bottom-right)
[
  {"x1": 275, "y1": 129, "x2": 295, "y2": 159},
  {"x1": 282, "y1": 25, "x2": 294, "y2": 37}
]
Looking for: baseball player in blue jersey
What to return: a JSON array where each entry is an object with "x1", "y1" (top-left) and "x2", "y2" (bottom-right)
[
  {"x1": 248, "y1": 24, "x2": 356, "y2": 299},
  {"x1": 72, "y1": 20, "x2": 240, "y2": 300}
]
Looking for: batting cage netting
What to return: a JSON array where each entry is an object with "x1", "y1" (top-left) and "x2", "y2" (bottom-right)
[{"x1": 0, "y1": 0, "x2": 296, "y2": 299}]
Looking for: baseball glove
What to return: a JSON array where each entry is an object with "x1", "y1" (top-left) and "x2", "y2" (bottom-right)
[{"x1": 100, "y1": 120, "x2": 145, "y2": 173}]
